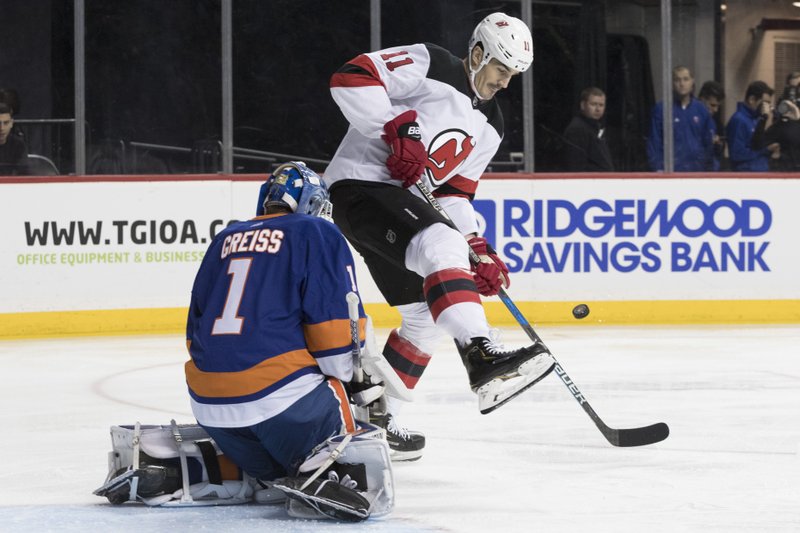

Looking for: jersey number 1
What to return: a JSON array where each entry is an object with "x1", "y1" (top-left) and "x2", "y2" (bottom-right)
[{"x1": 212, "y1": 258, "x2": 252, "y2": 335}]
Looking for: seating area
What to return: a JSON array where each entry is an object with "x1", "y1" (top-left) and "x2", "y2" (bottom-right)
[{"x1": 26, "y1": 153, "x2": 59, "y2": 176}]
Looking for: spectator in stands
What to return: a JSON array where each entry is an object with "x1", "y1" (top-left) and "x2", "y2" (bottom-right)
[
  {"x1": 0, "y1": 88, "x2": 21, "y2": 116},
  {"x1": 698, "y1": 81, "x2": 726, "y2": 170},
  {"x1": 778, "y1": 71, "x2": 800, "y2": 107},
  {"x1": 646, "y1": 66, "x2": 715, "y2": 172},
  {"x1": 0, "y1": 103, "x2": 28, "y2": 175},
  {"x1": 754, "y1": 97, "x2": 800, "y2": 171},
  {"x1": 562, "y1": 87, "x2": 614, "y2": 171},
  {"x1": 726, "y1": 81, "x2": 779, "y2": 172}
]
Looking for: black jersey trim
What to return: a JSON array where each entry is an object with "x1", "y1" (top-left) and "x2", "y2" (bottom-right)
[
  {"x1": 432, "y1": 182, "x2": 476, "y2": 201},
  {"x1": 336, "y1": 63, "x2": 372, "y2": 76},
  {"x1": 423, "y1": 43, "x2": 504, "y2": 137}
]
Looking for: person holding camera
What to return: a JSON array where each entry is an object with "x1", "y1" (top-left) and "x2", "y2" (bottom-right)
[
  {"x1": 779, "y1": 71, "x2": 800, "y2": 107},
  {"x1": 753, "y1": 97, "x2": 800, "y2": 171},
  {"x1": 726, "y1": 81, "x2": 779, "y2": 172}
]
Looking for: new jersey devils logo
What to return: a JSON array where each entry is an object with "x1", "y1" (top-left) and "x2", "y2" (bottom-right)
[{"x1": 425, "y1": 129, "x2": 475, "y2": 185}]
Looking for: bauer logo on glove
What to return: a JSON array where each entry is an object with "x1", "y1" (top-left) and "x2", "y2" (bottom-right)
[
  {"x1": 402, "y1": 124, "x2": 421, "y2": 138},
  {"x1": 382, "y1": 110, "x2": 428, "y2": 188}
]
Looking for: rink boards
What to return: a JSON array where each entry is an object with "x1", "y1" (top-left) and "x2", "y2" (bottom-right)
[{"x1": 1, "y1": 172, "x2": 798, "y2": 337}]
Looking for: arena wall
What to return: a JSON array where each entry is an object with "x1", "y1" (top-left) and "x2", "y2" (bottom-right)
[{"x1": 1, "y1": 173, "x2": 798, "y2": 338}]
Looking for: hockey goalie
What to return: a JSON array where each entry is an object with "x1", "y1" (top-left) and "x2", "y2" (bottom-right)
[{"x1": 93, "y1": 162, "x2": 396, "y2": 521}]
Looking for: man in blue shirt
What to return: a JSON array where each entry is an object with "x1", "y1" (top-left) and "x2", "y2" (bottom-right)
[
  {"x1": 647, "y1": 66, "x2": 716, "y2": 172},
  {"x1": 698, "y1": 81, "x2": 726, "y2": 170},
  {"x1": 726, "y1": 81, "x2": 779, "y2": 172}
]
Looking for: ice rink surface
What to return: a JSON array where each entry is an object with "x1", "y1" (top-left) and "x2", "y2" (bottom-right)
[{"x1": 1, "y1": 324, "x2": 799, "y2": 533}]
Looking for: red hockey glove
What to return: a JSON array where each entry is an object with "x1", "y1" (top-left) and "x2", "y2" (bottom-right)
[
  {"x1": 381, "y1": 110, "x2": 427, "y2": 188},
  {"x1": 467, "y1": 236, "x2": 510, "y2": 296}
]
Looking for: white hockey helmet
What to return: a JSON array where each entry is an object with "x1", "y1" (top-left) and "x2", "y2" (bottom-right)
[{"x1": 468, "y1": 13, "x2": 533, "y2": 79}]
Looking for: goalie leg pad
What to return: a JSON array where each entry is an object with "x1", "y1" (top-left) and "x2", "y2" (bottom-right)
[
  {"x1": 93, "y1": 468, "x2": 139, "y2": 505},
  {"x1": 295, "y1": 423, "x2": 394, "y2": 518},
  {"x1": 359, "y1": 316, "x2": 413, "y2": 401},
  {"x1": 94, "y1": 422, "x2": 253, "y2": 507},
  {"x1": 93, "y1": 462, "x2": 182, "y2": 503}
]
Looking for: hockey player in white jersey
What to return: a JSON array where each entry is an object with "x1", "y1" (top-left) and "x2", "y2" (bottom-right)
[{"x1": 324, "y1": 13, "x2": 556, "y2": 461}]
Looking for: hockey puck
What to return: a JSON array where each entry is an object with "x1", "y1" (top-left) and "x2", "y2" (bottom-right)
[{"x1": 572, "y1": 304, "x2": 590, "y2": 320}]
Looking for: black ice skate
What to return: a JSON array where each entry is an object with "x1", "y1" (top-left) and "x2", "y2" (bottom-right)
[
  {"x1": 456, "y1": 336, "x2": 555, "y2": 414},
  {"x1": 369, "y1": 412, "x2": 425, "y2": 462}
]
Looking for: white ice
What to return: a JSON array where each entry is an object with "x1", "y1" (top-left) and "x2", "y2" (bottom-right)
[{"x1": 1, "y1": 325, "x2": 799, "y2": 532}]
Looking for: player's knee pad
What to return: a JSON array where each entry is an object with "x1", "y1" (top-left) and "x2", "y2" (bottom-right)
[
  {"x1": 93, "y1": 421, "x2": 252, "y2": 507},
  {"x1": 405, "y1": 222, "x2": 470, "y2": 276},
  {"x1": 294, "y1": 423, "x2": 394, "y2": 519}
]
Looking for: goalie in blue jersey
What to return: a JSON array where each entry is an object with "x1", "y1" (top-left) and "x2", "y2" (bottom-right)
[{"x1": 183, "y1": 162, "x2": 394, "y2": 520}]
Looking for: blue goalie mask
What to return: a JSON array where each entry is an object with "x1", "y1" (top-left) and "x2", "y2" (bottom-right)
[{"x1": 256, "y1": 162, "x2": 332, "y2": 220}]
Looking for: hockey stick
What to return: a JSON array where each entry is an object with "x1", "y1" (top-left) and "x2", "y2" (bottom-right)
[
  {"x1": 347, "y1": 293, "x2": 414, "y2": 402},
  {"x1": 346, "y1": 292, "x2": 364, "y2": 384},
  {"x1": 346, "y1": 292, "x2": 370, "y2": 422},
  {"x1": 414, "y1": 180, "x2": 669, "y2": 447}
]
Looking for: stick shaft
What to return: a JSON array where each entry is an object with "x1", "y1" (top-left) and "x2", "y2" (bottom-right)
[{"x1": 346, "y1": 292, "x2": 363, "y2": 383}]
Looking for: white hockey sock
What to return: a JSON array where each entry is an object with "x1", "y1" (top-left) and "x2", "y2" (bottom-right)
[
  {"x1": 433, "y1": 301, "x2": 491, "y2": 345},
  {"x1": 395, "y1": 302, "x2": 441, "y2": 355},
  {"x1": 385, "y1": 395, "x2": 405, "y2": 418}
]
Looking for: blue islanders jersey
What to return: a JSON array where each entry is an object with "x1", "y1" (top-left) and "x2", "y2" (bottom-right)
[{"x1": 186, "y1": 212, "x2": 365, "y2": 428}]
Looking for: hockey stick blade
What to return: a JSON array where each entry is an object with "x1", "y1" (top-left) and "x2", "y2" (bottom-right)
[
  {"x1": 545, "y1": 339, "x2": 670, "y2": 447},
  {"x1": 606, "y1": 422, "x2": 670, "y2": 447},
  {"x1": 564, "y1": 360, "x2": 670, "y2": 444}
]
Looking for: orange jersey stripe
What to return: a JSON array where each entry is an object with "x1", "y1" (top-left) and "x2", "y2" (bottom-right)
[
  {"x1": 185, "y1": 349, "x2": 317, "y2": 398},
  {"x1": 327, "y1": 378, "x2": 356, "y2": 433},
  {"x1": 218, "y1": 455, "x2": 241, "y2": 481},
  {"x1": 304, "y1": 317, "x2": 366, "y2": 352}
]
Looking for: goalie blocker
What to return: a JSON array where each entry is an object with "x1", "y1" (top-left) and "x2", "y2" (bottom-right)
[{"x1": 93, "y1": 420, "x2": 394, "y2": 521}]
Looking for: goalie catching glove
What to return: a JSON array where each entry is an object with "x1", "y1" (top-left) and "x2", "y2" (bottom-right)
[
  {"x1": 382, "y1": 110, "x2": 427, "y2": 187},
  {"x1": 467, "y1": 236, "x2": 510, "y2": 296}
]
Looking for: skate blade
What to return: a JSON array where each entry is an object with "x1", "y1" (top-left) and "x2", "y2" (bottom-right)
[
  {"x1": 388, "y1": 448, "x2": 424, "y2": 462},
  {"x1": 477, "y1": 356, "x2": 556, "y2": 415}
]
